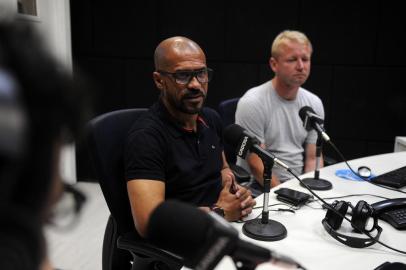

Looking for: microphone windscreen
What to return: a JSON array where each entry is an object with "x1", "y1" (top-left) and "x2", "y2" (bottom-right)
[
  {"x1": 147, "y1": 200, "x2": 211, "y2": 259},
  {"x1": 298, "y1": 106, "x2": 314, "y2": 121},
  {"x1": 223, "y1": 124, "x2": 245, "y2": 148}
]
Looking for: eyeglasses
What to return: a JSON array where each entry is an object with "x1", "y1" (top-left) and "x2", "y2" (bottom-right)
[{"x1": 158, "y1": 68, "x2": 213, "y2": 85}]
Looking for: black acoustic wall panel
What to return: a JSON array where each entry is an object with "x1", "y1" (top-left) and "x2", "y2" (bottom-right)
[
  {"x1": 209, "y1": 62, "x2": 259, "y2": 109},
  {"x1": 92, "y1": 1, "x2": 158, "y2": 58},
  {"x1": 225, "y1": 1, "x2": 300, "y2": 62},
  {"x1": 376, "y1": 0, "x2": 406, "y2": 65},
  {"x1": 70, "y1": 0, "x2": 93, "y2": 56},
  {"x1": 329, "y1": 66, "x2": 405, "y2": 159},
  {"x1": 76, "y1": 58, "x2": 127, "y2": 113},
  {"x1": 367, "y1": 141, "x2": 394, "y2": 157},
  {"x1": 329, "y1": 67, "x2": 375, "y2": 140},
  {"x1": 124, "y1": 60, "x2": 157, "y2": 108},
  {"x1": 302, "y1": 65, "x2": 334, "y2": 127},
  {"x1": 258, "y1": 63, "x2": 274, "y2": 84},
  {"x1": 328, "y1": 139, "x2": 368, "y2": 161},
  {"x1": 367, "y1": 67, "x2": 406, "y2": 140},
  {"x1": 156, "y1": 0, "x2": 226, "y2": 61},
  {"x1": 300, "y1": 1, "x2": 379, "y2": 65}
]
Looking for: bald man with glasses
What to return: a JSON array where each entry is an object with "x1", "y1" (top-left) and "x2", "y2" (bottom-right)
[{"x1": 125, "y1": 36, "x2": 256, "y2": 237}]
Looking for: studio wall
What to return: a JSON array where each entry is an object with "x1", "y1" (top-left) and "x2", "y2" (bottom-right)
[{"x1": 71, "y1": 0, "x2": 406, "y2": 180}]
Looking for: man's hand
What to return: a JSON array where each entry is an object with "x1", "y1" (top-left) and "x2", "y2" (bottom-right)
[
  {"x1": 216, "y1": 179, "x2": 256, "y2": 221},
  {"x1": 235, "y1": 183, "x2": 256, "y2": 218},
  {"x1": 221, "y1": 167, "x2": 238, "y2": 193}
]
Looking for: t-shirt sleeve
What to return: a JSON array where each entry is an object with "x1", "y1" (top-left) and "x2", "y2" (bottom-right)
[
  {"x1": 305, "y1": 96, "x2": 325, "y2": 145},
  {"x1": 235, "y1": 96, "x2": 266, "y2": 144},
  {"x1": 124, "y1": 127, "x2": 166, "y2": 182}
]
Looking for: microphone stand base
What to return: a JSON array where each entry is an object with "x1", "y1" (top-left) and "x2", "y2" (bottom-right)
[
  {"x1": 300, "y1": 178, "x2": 332, "y2": 190},
  {"x1": 242, "y1": 219, "x2": 287, "y2": 241}
]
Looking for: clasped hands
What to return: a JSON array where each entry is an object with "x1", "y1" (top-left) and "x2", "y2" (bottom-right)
[{"x1": 218, "y1": 168, "x2": 256, "y2": 221}]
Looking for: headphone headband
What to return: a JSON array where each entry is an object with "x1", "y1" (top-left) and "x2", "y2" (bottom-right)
[
  {"x1": 322, "y1": 218, "x2": 382, "y2": 248},
  {"x1": 322, "y1": 200, "x2": 382, "y2": 248}
]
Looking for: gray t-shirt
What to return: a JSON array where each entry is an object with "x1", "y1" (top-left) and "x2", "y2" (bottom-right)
[{"x1": 235, "y1": 80, "x2": 324, "y2": 182}]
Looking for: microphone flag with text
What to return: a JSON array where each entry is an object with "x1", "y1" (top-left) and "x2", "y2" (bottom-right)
[
  {"x1": 223, "y1": 124, "x2": 289, "y2": 170},
  {"x1": 298, "y1": 106, "x2": 330, "y2": 142},
  {"x1": 146, "y1": 200, "x2": 303, "y2": 270}
]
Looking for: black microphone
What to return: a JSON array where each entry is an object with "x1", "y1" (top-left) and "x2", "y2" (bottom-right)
[
  {"x1": 224, "y1": 124, "x2": 289, "y2": 241},
  {"x1": 298, "y1": 106, "x2": 330, "y2": 142},
  {"x1": 147, "y1": 200, "x2": 303, "y2": 270},
  {"x1": 223, "y1": 124, "x2": 289, "y2": 170}
]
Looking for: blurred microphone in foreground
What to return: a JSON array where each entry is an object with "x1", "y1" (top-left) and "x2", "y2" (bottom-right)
[{"x1": 147, "y1": 200, "x2": 305, "y2": 270}]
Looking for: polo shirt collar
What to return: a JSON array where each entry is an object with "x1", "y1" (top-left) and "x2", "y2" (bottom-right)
[{"x1": 153, "y1": 99, "x2": 209, "y2": 138}]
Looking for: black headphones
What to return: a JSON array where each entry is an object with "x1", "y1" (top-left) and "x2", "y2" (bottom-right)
[{"x1": 322, "y1": 200, "x2": 382, "y2": 248}]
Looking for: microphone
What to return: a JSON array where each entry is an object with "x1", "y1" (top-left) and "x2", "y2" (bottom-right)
[
  {"x1": 223, "y1": 124, "x2": 289, "y2": 170},
  {"x1": 147, "y1": 200, "x2": 303, "y2": 270},
  {"x1": 298, "y1": 106, "x2": 333, "y2": 190},
  {"x1": 298, "y1": 106, "x2": 330, "y2": 142},
  {"x1": 224, "y1": 123, "x2": 288, "y2": 241}
]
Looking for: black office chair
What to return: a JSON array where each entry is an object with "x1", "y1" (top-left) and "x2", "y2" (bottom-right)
[
  {"x1": 217, "y1": 98, "x2": 251, "y2": 184},
  {"x1": 86, "y1": 108, "x2": 183, "y2": 270},
  {"x1": 217, "y1": 98, "x2": 239, "y2": 164}
]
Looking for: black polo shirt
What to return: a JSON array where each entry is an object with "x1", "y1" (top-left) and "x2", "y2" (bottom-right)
[{"x1": 124, "y1": 100, "x2": 224, "y2": 207}]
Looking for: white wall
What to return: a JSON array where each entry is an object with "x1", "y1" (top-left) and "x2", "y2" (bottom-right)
[{"x1": 19, "y1": 0, "x2": 72, "y2": 69}]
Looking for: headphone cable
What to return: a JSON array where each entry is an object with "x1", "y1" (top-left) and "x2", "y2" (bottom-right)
[
  {"x1": 327, "y1": 140, "x2": 406, "y2": 195},
  {"x1": 286, "y1": 167, "x2": 406, "y2": 255}
]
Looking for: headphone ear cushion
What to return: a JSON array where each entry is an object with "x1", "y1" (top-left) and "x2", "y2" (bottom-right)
[
  {"x1": 322, "y1": 200, "x2": 383, "y2": 248},
  {"x1": 325, "y1": 201, "x2": 348, "y2": 230},
  {"x1": 351, "y1": 200, "x2": 374, "y2": 232}
]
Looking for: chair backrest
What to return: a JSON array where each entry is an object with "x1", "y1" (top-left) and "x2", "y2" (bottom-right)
[
  {"x1": 218, "y1": 97, "x2": 239, "y2": 127},
  {"x1": 87, "y1": 108, "x2": 147, "y2": 234},
  {"x1": 87, "y1": 108, "x2": 184, "y2": 269},
  {"x1": 218, "y1": 98, "x2": 240, "y2": 163}
]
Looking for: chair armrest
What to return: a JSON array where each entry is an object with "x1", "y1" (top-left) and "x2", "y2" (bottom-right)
[
  {"x1": 117, "y1": 233, "x2": 183, "y2": 270},
  {"x1": 229, "y1": 163, "x2": 251, "y2": 183}
]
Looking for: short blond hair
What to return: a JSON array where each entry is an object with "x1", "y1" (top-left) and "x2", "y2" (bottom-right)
[{"x1": 271, "y1": 30, "x2": 312, "y2": 58}]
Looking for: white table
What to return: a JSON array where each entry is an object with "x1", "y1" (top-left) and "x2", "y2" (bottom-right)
[{"x1": 218, "y1": 151, "x2": 406, "y2": 270}]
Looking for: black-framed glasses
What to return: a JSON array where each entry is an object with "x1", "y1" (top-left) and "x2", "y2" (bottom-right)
[{"x1": 158, "y1": 67, "x2": 213, "y2": 85}]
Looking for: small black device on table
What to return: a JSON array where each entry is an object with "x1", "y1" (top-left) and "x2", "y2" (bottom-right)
[{"x1": 274, "y1": 188, "x2": 313, "y2": 207}]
